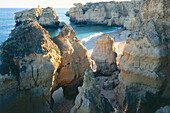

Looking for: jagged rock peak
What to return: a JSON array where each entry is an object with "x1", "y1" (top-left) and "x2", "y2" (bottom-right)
[{"x1": 70, "y1": 68, "x2": 114, "y2": 113}]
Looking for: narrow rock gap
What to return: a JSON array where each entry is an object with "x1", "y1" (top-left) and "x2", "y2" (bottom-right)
[{"x1": 52, "y1": 87, "x2": 74, "y2": 113}]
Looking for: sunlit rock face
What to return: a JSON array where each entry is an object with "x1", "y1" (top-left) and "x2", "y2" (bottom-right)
[
  {"x1": 0, "y1": 21, "x2": 92, "y2": 112},
  {"x1": 70, "y1": 68, "x2": 114, "y2": 113},
  {"x1": 52, "y1": 25, "x2": 92, "y2": 98},
  {"x1": 39, "y1": 7, "x2": 59, "y2": 27},
  {"x1": 115, "y1": 0, "x2": 170, "y2": 113},
  {"x1": 0, "y1": 21, "x2": 61, "y2": 113},
  {"x1": 68, "y1": 1, "x2": 141, "y2": 29},
  {"x1": 15, "y1": 7, "x2": 59, "y2": 27},
  {"x1": 91, "y1": 34, "x2": 117, "y2": 75}
]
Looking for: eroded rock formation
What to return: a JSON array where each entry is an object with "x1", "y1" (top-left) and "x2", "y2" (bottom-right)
[
  {"x1": 39, "y1": 7, "x2": 59, "y2": 27},
  {"x1": 70, "y1": 68, "x2": 114, "y2": 113},
  {"x1": 0, "y1": 20, "x2": 61, "y2": 113},
  {"x1": 68, "y1": 1, "x2": 141, "y2": 28},
  {"x1": 51, "y1": 25, "x2": 92, "y2": 98},
  {"x1": 0, "y1": 21, "x2": 92, "y2": 112},
  {"x1": 91, "y1": 34, "x2": 117, "y2": 75},
  {"x1": 15, "y1": 7, "x2": 59, "y2": 27},
  {"x1": 115, "y1": 0, "x2": 170, "y2": 113}
]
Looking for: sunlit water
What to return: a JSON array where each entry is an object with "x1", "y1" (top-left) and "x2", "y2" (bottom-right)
[{"x1": 0, "y1": 8, "x2": 120, "y2": 45}]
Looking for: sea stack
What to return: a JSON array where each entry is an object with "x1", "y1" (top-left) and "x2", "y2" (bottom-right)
[
  {"x1": 91, "y1": 34, "x2": 117, "y2": 75},
  {"x1": 15, "y1": 6, "x2": 59, "y2": 27}
]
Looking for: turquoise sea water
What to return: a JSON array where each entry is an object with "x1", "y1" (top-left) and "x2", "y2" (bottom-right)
[{"x1": 0, "y1": 8, "x2": 120, "y2": 45}]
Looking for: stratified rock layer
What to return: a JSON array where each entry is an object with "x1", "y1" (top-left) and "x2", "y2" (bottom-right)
[
  {"x1": 115, "y1": 0, "x2": 170, "y2": 113},
  {"x1": 91, "y1": 34, "x2": 117, "y2": 75},
  {"x1": 0, "y1": 21, "x2": 61, "y2": 113},
  {"x1": 15, "y1": 7, "x2": 59, "y2": 27},
  {"x1": 68, "y1": 1, "x2": 141, "y2": 29},
  {"x1": 70, "y1": 68, "x2": 114, "y2": 113}
]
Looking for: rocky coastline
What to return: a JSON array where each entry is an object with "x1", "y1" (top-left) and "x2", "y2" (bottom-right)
[
  {"x1": 67, "y1": 1, "x2": 141, "y2": 29},
  {"x1": 0, "y1": 20, "x2": 92, "y2": 112},
  {"x1": 0, "y1": 0, "x2": 170, "y2": 113},
  {"x1": 15, "y1": 6, "x2": 66, "y2": 28}
]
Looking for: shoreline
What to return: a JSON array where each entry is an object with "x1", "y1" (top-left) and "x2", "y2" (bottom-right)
[{"x1": 84, "y1": 28, "x2": 131, "y2": 65}]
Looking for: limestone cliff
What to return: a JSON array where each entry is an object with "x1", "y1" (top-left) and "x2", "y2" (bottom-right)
[
  {"x1": 115, "y1": 0, "x2": 170, "y2": 113},
  {"x1": 91, "y1": 34, "x2": 117, "y2": 75},
  {"x1": 68, "y1": 1, "x2": 140, "y2": 29},
  {"x1": 15, "y1": 7, "x2": 59, "y2": 27},
  {"x1": 70, "y1": 68, "x2": 114, "y2": 113}
]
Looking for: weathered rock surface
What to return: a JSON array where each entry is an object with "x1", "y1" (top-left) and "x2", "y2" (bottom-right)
[
  {"x1": 155, "y1": 106, "x2": 170, "y2": 113},
  {"x1": 0, "y1": 21, "x2": 92, "y2": 112},
  {"x1": 52, "y1": 25, "x2": 92, "y2": 98},
  {"x1": 39, "y1": 7, "x2": 59, "y2": 27},
  {"x1": 15, "y1": 6, "x2": 59, "y2": 27},
  {"x1": 91, "y1": 34, "x2": 117, "y2": 75},
  {"x1": 70, "y1": 68, "x2": 114, "y2": 113},
  {"x1": 115, "y1": 0, "x2": 170, "y2": 113},
  {"x1": 0, "y1": 20, "x2": 61, "y2": 113},
  {"x1": 68, "y1": 1, "x2": 140, "y2": 28}
]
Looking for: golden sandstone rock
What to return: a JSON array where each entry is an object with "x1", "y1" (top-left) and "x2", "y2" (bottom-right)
[
  {"x1": 70, "y1": 68, "x2": 114, "y2": 113},
  {"x1": 0, "y1": 21, "x2": 60, "y2": 112},
  {"x1": 0, "y1": 21, "x2": 91, "y2": 112},
  {"x1": 52, "y1": 25, "x2": 92, "y2": 97},
  {"x1": 91, "y1": 34, "x2": 117, "y2": 75},
  {"x1": 114, "y1": 0, "x2": 170, "y2": 113},
  {"x1": 15, "y1": 6, "x2": 59, "y2": 27}
]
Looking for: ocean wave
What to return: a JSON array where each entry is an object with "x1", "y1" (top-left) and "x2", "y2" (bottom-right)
[
  {"x1": 81, "y1": 32, "x2": 103, "y2": 43},
  {"x1": 81, "y1": 27, "x2": 121, "y2": 43}
]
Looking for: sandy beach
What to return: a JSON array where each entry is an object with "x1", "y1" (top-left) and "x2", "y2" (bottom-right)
[{"x1": 82, "y1": 28, "x2": 131, "y2": 65}]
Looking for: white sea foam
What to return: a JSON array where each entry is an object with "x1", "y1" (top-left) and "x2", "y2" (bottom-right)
[
  {"x1": 81, "y1": 32, "x2": 103, "y2": 43},
  {"x1": 81, "y1": 27, "x2": 121, "y2": 44}
]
